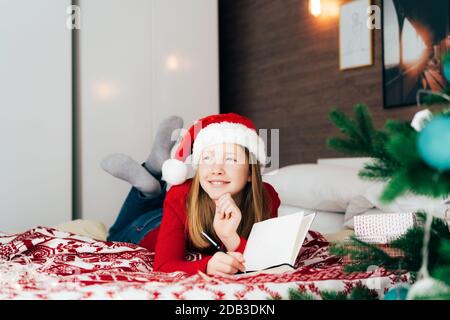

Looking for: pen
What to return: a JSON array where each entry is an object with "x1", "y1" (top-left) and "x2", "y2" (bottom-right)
[
  {"x1": 201, "y1": 231, "x2": 246, "y2": 274},
  {"x1": 201, "y1": 231, "x2": 224, "y2": 252}
]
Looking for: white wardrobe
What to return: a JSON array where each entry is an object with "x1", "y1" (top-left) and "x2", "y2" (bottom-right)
[
  {"x1": 0, "y1": 0, "x2": 219, "y2": 232},
  {"x1": 0, "y1": 0, "x2": 73, "y2": 232}
]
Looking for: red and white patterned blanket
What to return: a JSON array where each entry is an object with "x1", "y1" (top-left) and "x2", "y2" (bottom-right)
[{"x1": 0, "y1": 227, "x2": 409, "y2": 300}]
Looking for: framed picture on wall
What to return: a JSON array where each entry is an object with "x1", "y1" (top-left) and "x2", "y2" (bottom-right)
[
  {"x1": 382, "y1": 0, "x2": 450, "y2": 108},
  {"x1": 339, "y1": 0, "x2": 373, "y2": 70}
]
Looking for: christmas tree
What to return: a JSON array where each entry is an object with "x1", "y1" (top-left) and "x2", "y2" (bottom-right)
[
  {"x1": 286, "y1": 282, "x2": 378, "y2": 300},
  {"x1": 325, "y1": 53, "x2": 450, "y2": 300}
]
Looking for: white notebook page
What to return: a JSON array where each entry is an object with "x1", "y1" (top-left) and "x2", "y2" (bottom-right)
[
  {"x1": 243, "y1": 212, "x2": 314, "y2": 271},
  {"x1": 291, "y1": 213, "x2": 316, "y2": 265}
]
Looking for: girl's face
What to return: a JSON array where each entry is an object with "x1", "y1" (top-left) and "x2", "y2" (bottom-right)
[{"x1": 198, "y1": 143, "x2": 251, "y2": 201}]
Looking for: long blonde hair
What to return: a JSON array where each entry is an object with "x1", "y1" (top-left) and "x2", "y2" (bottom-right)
[{"x1": 186, "y1": 149, "x2": 272, "y2": 250}]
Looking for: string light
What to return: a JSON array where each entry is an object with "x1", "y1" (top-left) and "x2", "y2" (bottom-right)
[{"x1": 310, "y1": 0, "x2": 321, "y2": 17}]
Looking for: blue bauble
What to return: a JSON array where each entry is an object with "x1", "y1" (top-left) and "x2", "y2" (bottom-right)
[
  {"x1": 417, "y1": 116, "x2": 450, "y2": 171},
  {"x1": 383, "y1": 285, "x2": 409, "y2": 300},
  {"x1": 444, "y1": 59, "x2": 450, "y2": 83}
]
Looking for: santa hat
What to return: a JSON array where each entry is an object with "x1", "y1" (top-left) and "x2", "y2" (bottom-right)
[{"x1": 161, "y1": 113, "x2": 267, "y2": 185}]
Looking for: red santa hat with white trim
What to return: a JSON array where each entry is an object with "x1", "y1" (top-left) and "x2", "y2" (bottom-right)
[{"x1": 161, "y1": 113, "x2": 267, "y2": 185}]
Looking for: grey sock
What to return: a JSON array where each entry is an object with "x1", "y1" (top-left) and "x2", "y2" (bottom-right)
[
  {"x1": 101, "y1": 153, "x2": 161, "y2": 197},
  {"x1": 145, "y1": 115, "x2": 184, "y2": 176}
]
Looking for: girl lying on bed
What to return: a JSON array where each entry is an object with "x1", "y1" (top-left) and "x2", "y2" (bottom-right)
[{"x1": 102, "y1": 113, "x2": 280, "y2": 277}]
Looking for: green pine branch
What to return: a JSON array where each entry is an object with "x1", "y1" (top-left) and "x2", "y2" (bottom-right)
[
  {"x1": 422, "y1": 86, "x2": 450, "y2": 105},
  {"x1": 379, "y1": 170, "x2": 410, "y2": 203},
  {"x1": 287, "y1": 283, "x2": 378, "y2": 300},
  {"x1": 329, "y1": 106, "x2": 366, "y2": 145},
  {"x1": 327, "y1": 104, "x2": 450, "y2": 202},
  {"x1": 287, "y1": 288, "x2": 315, "y2": 300},
  {"x1": 328, "y1": 105, "x2": 384, "y2": 157},
  {"x1": 432, "y1": 239, "x2": 450, "y2": 286},
  {"x1": 348, "y1": 283, "x2": 379, "y2": 300},
  {"x1": 320, "y1": 291, "x2": 348, "y2": 300},
  {"x1": 330, "y1": 235, "x2": 399, "y2": 273},
  {"x1": 327, "y1": 105, "x2": 402, "y2": 182},
  {"x1": 330, "y1": 213, "x2": 450, "y2": 276},
  {"x1": 359, "y1": 160, "x2": 395, "y2": 180}
]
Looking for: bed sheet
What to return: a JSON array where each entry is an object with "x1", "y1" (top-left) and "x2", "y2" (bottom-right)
[{"x1": 0, "y1": 226, "x2": 410, "y2": 300}]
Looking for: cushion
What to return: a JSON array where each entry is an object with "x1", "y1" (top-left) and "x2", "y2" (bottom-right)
[
  {"x1": 54, "y1": 219, "x2": 108, "y2": 241},
  {"x1": 278, "y1": 204, "x2": 347, "y2": 236},
  {"x1": 262, "y1": 164, "x2": 373, "y2": 212}
]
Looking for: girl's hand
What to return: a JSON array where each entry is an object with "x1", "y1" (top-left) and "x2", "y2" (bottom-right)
[
  {"x1": 213, "y1": 193, "x2": 242, "y2": 242},
  {"x1": 206, "y1": 251, "x2": 246, "y2": 277}
]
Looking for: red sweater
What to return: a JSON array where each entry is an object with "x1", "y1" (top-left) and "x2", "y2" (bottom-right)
[{"x1": 139, "y1": 179, "x2": 281, "y2": 275}]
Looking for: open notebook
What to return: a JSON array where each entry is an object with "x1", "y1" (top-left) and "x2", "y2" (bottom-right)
[{"x1": 238, "y1": 212, "x2": 316, "y2": 275}]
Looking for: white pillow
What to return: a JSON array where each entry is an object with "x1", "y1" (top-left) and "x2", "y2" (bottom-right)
[
  {"x1": 344, "y1": 182, "x2": 449, "y2": 228},
  {"x1": 262, "y1": 164, "x2": 373, "y2": 213},
  {"x1": 317, "y1": 157, "x2": 372, "y2": 170},
  {"x1": 278, "y1": 204, "x2": 346, "y2": 234}
]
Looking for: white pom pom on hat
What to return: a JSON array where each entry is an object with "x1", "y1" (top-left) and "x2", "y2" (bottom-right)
[
  {"x1": 161, "y1": 158, "x2": 188, "y2": 186},
  {"x1": 161, "y1": 113, "x2": 267, "y2": 186}
]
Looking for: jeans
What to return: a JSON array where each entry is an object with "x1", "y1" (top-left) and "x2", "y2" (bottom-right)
[{"x1": 107, "y1": 165, "x2": 167, "y2": 244}]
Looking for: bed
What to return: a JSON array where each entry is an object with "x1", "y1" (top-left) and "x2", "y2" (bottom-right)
[
  {"x1": 0, "y1": 157, "x2": 419, "y2": 300},
  {"x1": 0, "y1": 226, "x2": 408, "y2": 300}
]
